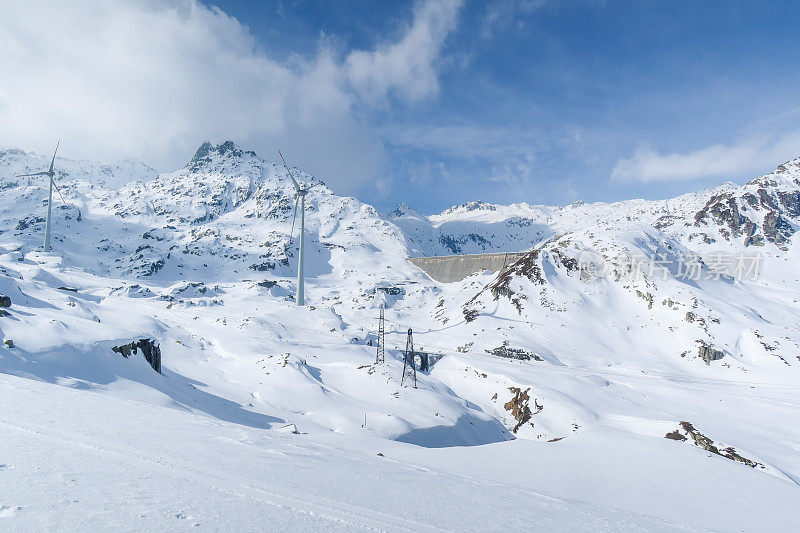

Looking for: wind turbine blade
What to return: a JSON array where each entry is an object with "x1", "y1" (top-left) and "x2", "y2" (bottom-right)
[
  {"x1": 49, "y1": 140, "x2": 60, "y2": 174},
  {"x1": 289, "y1": 195, "x2": 299, "y2": 243},
  {"x1": 278, "y1": 150, "x2": 301, "y2": 192},
  {"x1": 16, "y1": 171, "x2": 50, "y2": 177},
  {"x1": 52, "y1": 178, "x2": 68, "y2": 206}
]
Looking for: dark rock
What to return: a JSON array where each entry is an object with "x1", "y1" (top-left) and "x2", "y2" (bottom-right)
[
  {"x1": 187, "y1": 141, "x2": 256, "y2": 172},
  {"x1": 695, "y1": 194, "x2": 760, "y2": 245},
  {"x1": 486, "y1": 340, "x2": 542, "y2": 361},
  {"x1": 142, "y1": 229, "x2": 165, "y2": 241},
  {"x1": 552, "y1": 249, "x2": 578, "y2": 271},
  {"x1": 376, "y1": 286, "x2": 404, "y2": 296},
  {"x1": 3, "y1": 339, "x2": 13, "y2": 348},
  {"x1": 763, "y1": 211, "x2": 794, "y2": 247},
  {"x1": 721, "y1": 446, "x2": 760, "y2": 468},
  {"x1": 111, "y1": 338, "x2": 162, "y2": 373},
  {"x1": 143, "y1": 259, "x2": 166, "y2": 276},
  {"x1": 15, "y1": 215, "x2": 45, "y2": 231},
  {"x1": 698, "y1": 343, "x2": 723, "y2": 365},
  {"x1": 667, "y1": 421, "x2": 763, "y2": 468},
  {"x1": 257, "y1": 280, "x2": 277, "y2": 288},
  {"x1": 636, "y1": 290, "x2": 654, "y2": 310},
  {"x1": 191, "y1": 141, "x2": 213, "y2": 164},
  {"x1": 756, "y1": 188, "x2": 777, "y2": 210},
  {"x1": 504, "y1": 387, "x2": 538, "y2": 433},
  {"x1": 489, "y1": 250, "x2": 544, "y2": 300},
  {"x1": 463, "y1": 308, "x2": 478, "y2": 322},
  {"x1": 438, "y1": 233, "x2": 492, "y2": 254},
  {"x1": 57, "y1": 286, "x2": 78, "y2": 293},
  {"x1": 250, "y1": 260, "x2": 277, "y2": 271},
  {"x1": 0, "y1": 294, "x2": 10, "y2": 307},
  {"x1": 741, "y1": 192, "x2": 759, "y2": 209},
  {"x1": 505, "y1": 217, "x2": 533, "y2": 228},
  {"x1": 665, "y1": 430, "x2": 686, "y2": 441},
  {"x1": 777, "y1": 190, "x2": 800, "y2": 217},
  {"x1": 0, "y1": 309, "x2": 10, "y2": 318},
  {"x1": 680, "y1": 421, "x2": 719, "y2": 453}
]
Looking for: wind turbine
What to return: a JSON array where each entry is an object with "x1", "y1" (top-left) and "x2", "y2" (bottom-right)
[
  {"x1": 279, "y1": 150, "x2": 316, "y2": 306},
  {"x1": 17, "y1": 142, "x2": 67, "y2": 252}
]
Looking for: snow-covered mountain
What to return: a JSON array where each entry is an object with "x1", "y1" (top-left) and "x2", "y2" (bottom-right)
[{"x1": 1, "y1": 142, "x2": 799, "y2": 529}]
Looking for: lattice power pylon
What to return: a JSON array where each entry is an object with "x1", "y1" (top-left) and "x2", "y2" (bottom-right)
[
  {"x1": 401, "y1": 327, "x2": 417, "y2": 388},
  {"x1": 375, "y1": 306, "x2": 385, "y2": 364}
]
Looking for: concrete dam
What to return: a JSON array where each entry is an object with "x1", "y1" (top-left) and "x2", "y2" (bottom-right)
[{"x1": 408, "y1": 252, "x2": 528, "y2": 283}]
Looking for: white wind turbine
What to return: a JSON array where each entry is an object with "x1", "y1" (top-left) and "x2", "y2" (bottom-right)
[
  {"x1": 17, "y1": 142, "x2": 67, "y2": 252},
  {"x1": 279, "y1": 150, "x2": 317, "y2": 306}
]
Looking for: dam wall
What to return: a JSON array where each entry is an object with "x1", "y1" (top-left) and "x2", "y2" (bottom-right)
[{"x1": 409, "y1": 252, "x2": 528, "y2": 283}]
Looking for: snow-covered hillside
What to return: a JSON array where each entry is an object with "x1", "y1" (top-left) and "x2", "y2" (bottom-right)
[{"x1": 1, "y1": 142, "x2": 799, "y2": 529}]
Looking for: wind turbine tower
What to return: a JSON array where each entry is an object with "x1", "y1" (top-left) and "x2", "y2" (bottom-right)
[
  {"x1": 279, "y1": 150, "x2": 316, "y2": 306},
  {"x1": 17, "y1": 142, "x2": 66, "y2": 252}
]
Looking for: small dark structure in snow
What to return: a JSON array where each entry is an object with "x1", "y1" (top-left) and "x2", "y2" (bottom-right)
[
  {"x1": 402, "y1": 328, "x2": 417, "y2": 387},
  {"x1": 376, "y1": 286, "x2": 404, "y2": 296},
  {"x1": 418, "y1": 352, "x2": 429, "y2": 372},
  {"x1": 414, "y1": 351, "x2": 444, "y2": 372},
  {"x1": 112, "y1": 338, "x2": 162, "y2": 374}
]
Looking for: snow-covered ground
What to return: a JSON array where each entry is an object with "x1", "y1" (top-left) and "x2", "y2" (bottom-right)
[{"x1": 1, "y1": 142, "x2": 799, "y2": 530}]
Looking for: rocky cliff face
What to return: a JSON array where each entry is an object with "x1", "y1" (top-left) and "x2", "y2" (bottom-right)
[{"x1": 691, "y1": 166, "x2": 800, "y2": 249}]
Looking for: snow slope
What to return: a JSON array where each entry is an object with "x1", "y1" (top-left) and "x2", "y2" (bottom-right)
[{"x1": 1, "y1": 142, "x2": 799, "y2": 529}]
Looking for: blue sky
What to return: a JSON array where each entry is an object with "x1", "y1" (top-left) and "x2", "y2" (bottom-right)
[{"x1": 2, "y1": 1, "x2": 800, "y2": 213}]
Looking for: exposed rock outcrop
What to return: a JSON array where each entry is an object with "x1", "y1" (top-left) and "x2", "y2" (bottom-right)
[
  {"x1": 694, "y1": 185, "x2": 798, "y2": 249},
  {"x1": 504, "y1": 387, "x2": 532, "y2": 433},
  {"x1": 666, "y1": 422, "x2": 762, "y2": 468},
  {"x1": 503, "y1": 387, "x2": 542, "y2": 433},
  {"x1": 112, "y1": 339, "x2": 162, "y2": 374},
  {"x1": 694, "y1": 193, "x2": 757, "y2": 243},
  {"x1": 489, "y1": 250, "x2": 544, "y2": 300},
  {"x1": 486, "y1": 341, "x2": 542, "y2": 361},
  {"x1": 698, "y1": 343, "x2": 724, "y2": 365}
]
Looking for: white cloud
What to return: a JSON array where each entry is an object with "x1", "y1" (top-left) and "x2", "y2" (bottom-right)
[
  {"x1": 612, "y1": 130, "x2": 800, "y2": 183},
  {"x1": 383, "y1": 123, "x2": 542, "y2": 160},
  {"x1": 0, "y1": 0, "x2": 462, "y2": 193},
  {"x1": 383, "y1": 122, "x2": 541, "y2": 186},
  {"x1": 480, "y1": 0, "x2": 545, "y2": 40},
  {"x1": 345, "y1": 0, "x2": 463, "y2": 103}
]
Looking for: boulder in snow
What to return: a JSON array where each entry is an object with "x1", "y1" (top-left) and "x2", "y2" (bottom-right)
[{"x1": 111, "y1": 339, "x2": 162, "y2": 374}]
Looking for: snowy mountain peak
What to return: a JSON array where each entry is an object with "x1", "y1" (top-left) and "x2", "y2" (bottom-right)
[
  {"x1": 187, "y1": 140, "x2": 259, "y2": 173},
  {"x1": 756, "y1": 156, "x2": 800, "y2": 186},
  {"x1": 385, "y1": 202, "x2": 423, "y2": 220},
  {"x1": 1, "y1": 146, "x2": 157, "y2": 188},
  {"x1": 441, "y1": 201, "x2": 498, "y2": 216}
]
